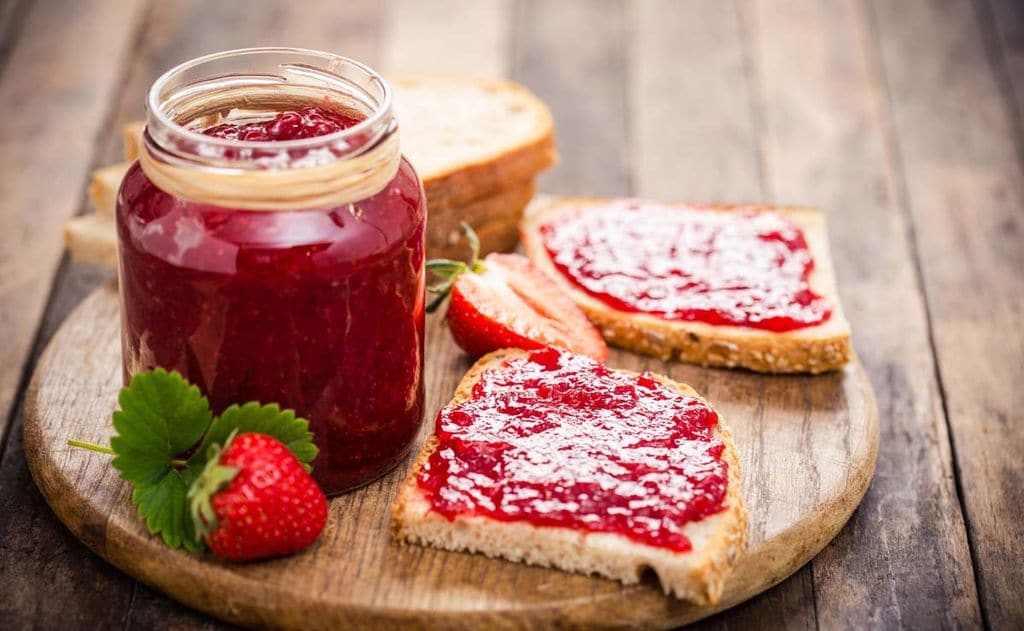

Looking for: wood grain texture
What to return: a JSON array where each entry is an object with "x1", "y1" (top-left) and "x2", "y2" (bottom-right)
[
  {"x1": 871, "y1": 0, "x2": 1024, "y2": 626},
  {"x1": 125, "y1": 583, "x2": 235, "y2": 631},
  {"x1": 0, "y1": 267, "x2": 136, "y2": 630},
  {"x1": 0, "y1": 0, "x2": 26, "y2": 66},
  {"x1": 382, "y1": 0, "x2": 511, "y2": 77},
  {"x1": 630, "y1": 0, "x2": 764, "y2": 203},
  {"x1": 747, "y1": 0, "x2": 983, "y2": 627},
  {"x1": 512, "y1": 0, "x2": 630, "y2": 196},
  {"x1": 0, "y1": 0, "x2": 145, "y2": 437},
  {"x1": 0, "y1": 3, "x2": 147, "y2": 624},
  {"x1": 24, "y1": 286, "x2": 877, "y2": 629},
  {"x1": 984, "y1": 0, "x2": 1024, "y2": 149}
]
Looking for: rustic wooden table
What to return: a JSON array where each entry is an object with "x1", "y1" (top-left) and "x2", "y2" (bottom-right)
[{"x1": 0, "y1": 0, "x2": 1020, "y2": 629}]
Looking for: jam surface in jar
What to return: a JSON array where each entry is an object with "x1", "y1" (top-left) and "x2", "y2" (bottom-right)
[
  {"x1": 417, "y1": 347, "x2": 730, "y2": 552},
  {"x1": 200, "y1": 106, "x2": 362, "y2": 142},
  {"x1": 539, "y1": 201, "x2": 832, "y2": 332},
  {"x1": 118, "y1": 106, "x2": 426, "y2": 494}
]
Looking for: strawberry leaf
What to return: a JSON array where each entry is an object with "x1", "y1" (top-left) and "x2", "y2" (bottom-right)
[
  {"x1": 132, "y1": 468, "x2": 204, "y2": 552},
  {"x1": 187, "y1": 402, "x2": 318, "y2": 474},
  {"x1": 108, "y1": 368, "x2": 212, "y2": 551}
]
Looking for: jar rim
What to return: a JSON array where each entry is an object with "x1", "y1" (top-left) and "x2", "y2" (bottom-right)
[
  {"x1": 146, "y1": 47, "x2": 393, "y2": 154},
  {"x1": 139, "y1": 47, "x2": 403, "y2": 210}
]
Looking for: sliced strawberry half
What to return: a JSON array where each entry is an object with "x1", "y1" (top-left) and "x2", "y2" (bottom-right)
[{"x1": 427, "y1": 225, "x2": 608, "y2": 361}]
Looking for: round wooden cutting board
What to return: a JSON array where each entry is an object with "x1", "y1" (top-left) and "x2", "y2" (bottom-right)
[{"x1": 24, "y1": 286, "x2": 878, "y2": 629}]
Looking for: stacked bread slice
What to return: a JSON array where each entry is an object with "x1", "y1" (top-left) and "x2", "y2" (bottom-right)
[
  {"x1": 395, "y1": 77, "x2": 555, "y2": 259},
  {"x1": 63, "y1": 76, "x2": 556, "y2": 267}
]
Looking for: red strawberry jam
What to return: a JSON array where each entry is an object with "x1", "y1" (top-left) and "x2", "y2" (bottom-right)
[
  {"x1": 417, "y1": 347, "x2": 730, "y2": 552},
  {"x1": 539, "y1": 201, "x2": 832, "y2": 332},
  {"x1": 201, "y1": 106, "x2": 362, "y2": 142},
  {"x1": 117, "y1": 105, "x2": 426, "y2": 494}
]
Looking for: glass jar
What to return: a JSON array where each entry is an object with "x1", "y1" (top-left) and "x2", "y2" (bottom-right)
[{"x1": 116, "y1": 48, "x2": 426, "y2": 494}]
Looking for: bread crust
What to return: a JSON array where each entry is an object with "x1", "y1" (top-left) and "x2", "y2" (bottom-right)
[
  {"x1": 391, "y1": 349, "x2": 747, "y2": 605},
  {"x1": 427, "y1": 180, "x2": 535, "y2": 259},
  {"x1": 520, "y1": 198, "x2": 853, "y2": 374}
]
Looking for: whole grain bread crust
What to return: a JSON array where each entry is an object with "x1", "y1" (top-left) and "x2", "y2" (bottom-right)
[
  {"x1": 520, "y1": 198, "x2": 853, "y2": 374},
  {"x1": 391, "y1": 349, "x2": 748, "y2": 605}
]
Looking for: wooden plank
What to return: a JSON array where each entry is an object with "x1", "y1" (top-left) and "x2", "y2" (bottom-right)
[
  {"x1": 746, "y1": 0, "x2": 983, "y2": 627},
  {"x1": 0, "y1": 0, "x2": 147, "y2": 621},
  {"x1": 382, "y1": 0, "x2": 511, "y2": 77},
  {"x1": 126, "y1": 584, "x2": 232, "y2": 631},
  {"x1": 0, "y1": 0, "x2": 26, "y2": 62},
  {"x1": 628, "y1": 2, "x2": 816, "y2": 628},
  {"x1": 630, "y1": 0, "x2": 764, "y2": 202},
  {"x1": 0, "y1": 0, "x2": 145, "y2": 437},
  {"x1": 512, "y1": 0, "x2": 630, "y2": 196},
  {"x1": 695, "y1": 569, "x2": 816, "y2": 631},
  {"x1": 0, "y1": 267, "x2": 137, "y2": 629},
  {"x1": 870, "y1": 0, "x2": 1024, "y2": 626},
  {"x1": 985, "y1": 0, "x2": 1023, "y2": 142},
  {"x1": 0, "y1": 410, "x2": 138, "y2": 629}
]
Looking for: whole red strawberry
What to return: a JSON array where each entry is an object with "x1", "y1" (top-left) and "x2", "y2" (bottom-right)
[
  {"x1": 188, "y1": 432, "x2": 328, "y2": 561},
  {"x1": 427, "y1": 224, "x2": 607, "y2": 361}
]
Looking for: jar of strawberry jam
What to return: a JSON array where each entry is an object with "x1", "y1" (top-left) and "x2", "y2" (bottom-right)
[{"x1": 117, "y1": 48, "x2": 426, "y2": 494}]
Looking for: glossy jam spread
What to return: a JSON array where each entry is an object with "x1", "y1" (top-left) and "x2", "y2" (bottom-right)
[
  {"x1": 118, "y1": 105, "x2": 426, "y2": 494},
  {"x1": 417, "y1": 347, "x2": 729, "y2": 551},
  {"x1": 540, "y1": 202, "x2": 832, "y2": 332},
  {"x1": 201, "y1": 106, "x2": 362, "y2": 141}
]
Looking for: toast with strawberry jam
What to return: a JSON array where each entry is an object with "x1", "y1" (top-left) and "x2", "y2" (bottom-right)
[
  {"x1": 521, "y1": 197, "x2": 852, "y2": 373},
  {"x1": 392, "y1": 347, "x2": 747, "y2": 604}
]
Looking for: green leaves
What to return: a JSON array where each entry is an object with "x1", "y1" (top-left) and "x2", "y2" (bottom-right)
[
  {"x1": 110, "y1": 369, "x2": 210, "y2": 486},
  {"x1": 108, "y1": 369, "x2": 211, "y2": 550},
  {"x1": 188, "y1": 402, "x2": 317, "y2": 473},
  {"x1": 81, "y1": 368, "x2": 317, "y2": 552},
  {"x1": 425, "y1": 222, "x2": 485, "y2": 313},
  {"x1": 132, "y1": 468, "x2": 203, "y2": 552}
]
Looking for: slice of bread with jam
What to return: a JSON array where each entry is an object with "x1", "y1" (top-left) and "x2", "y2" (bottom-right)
[
  {"x1": 392, "y1": 347, "x2": 747, "y2": 605},
  {"x1": 521, "y1": 197, "x2": 853, "y2": 374}
]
